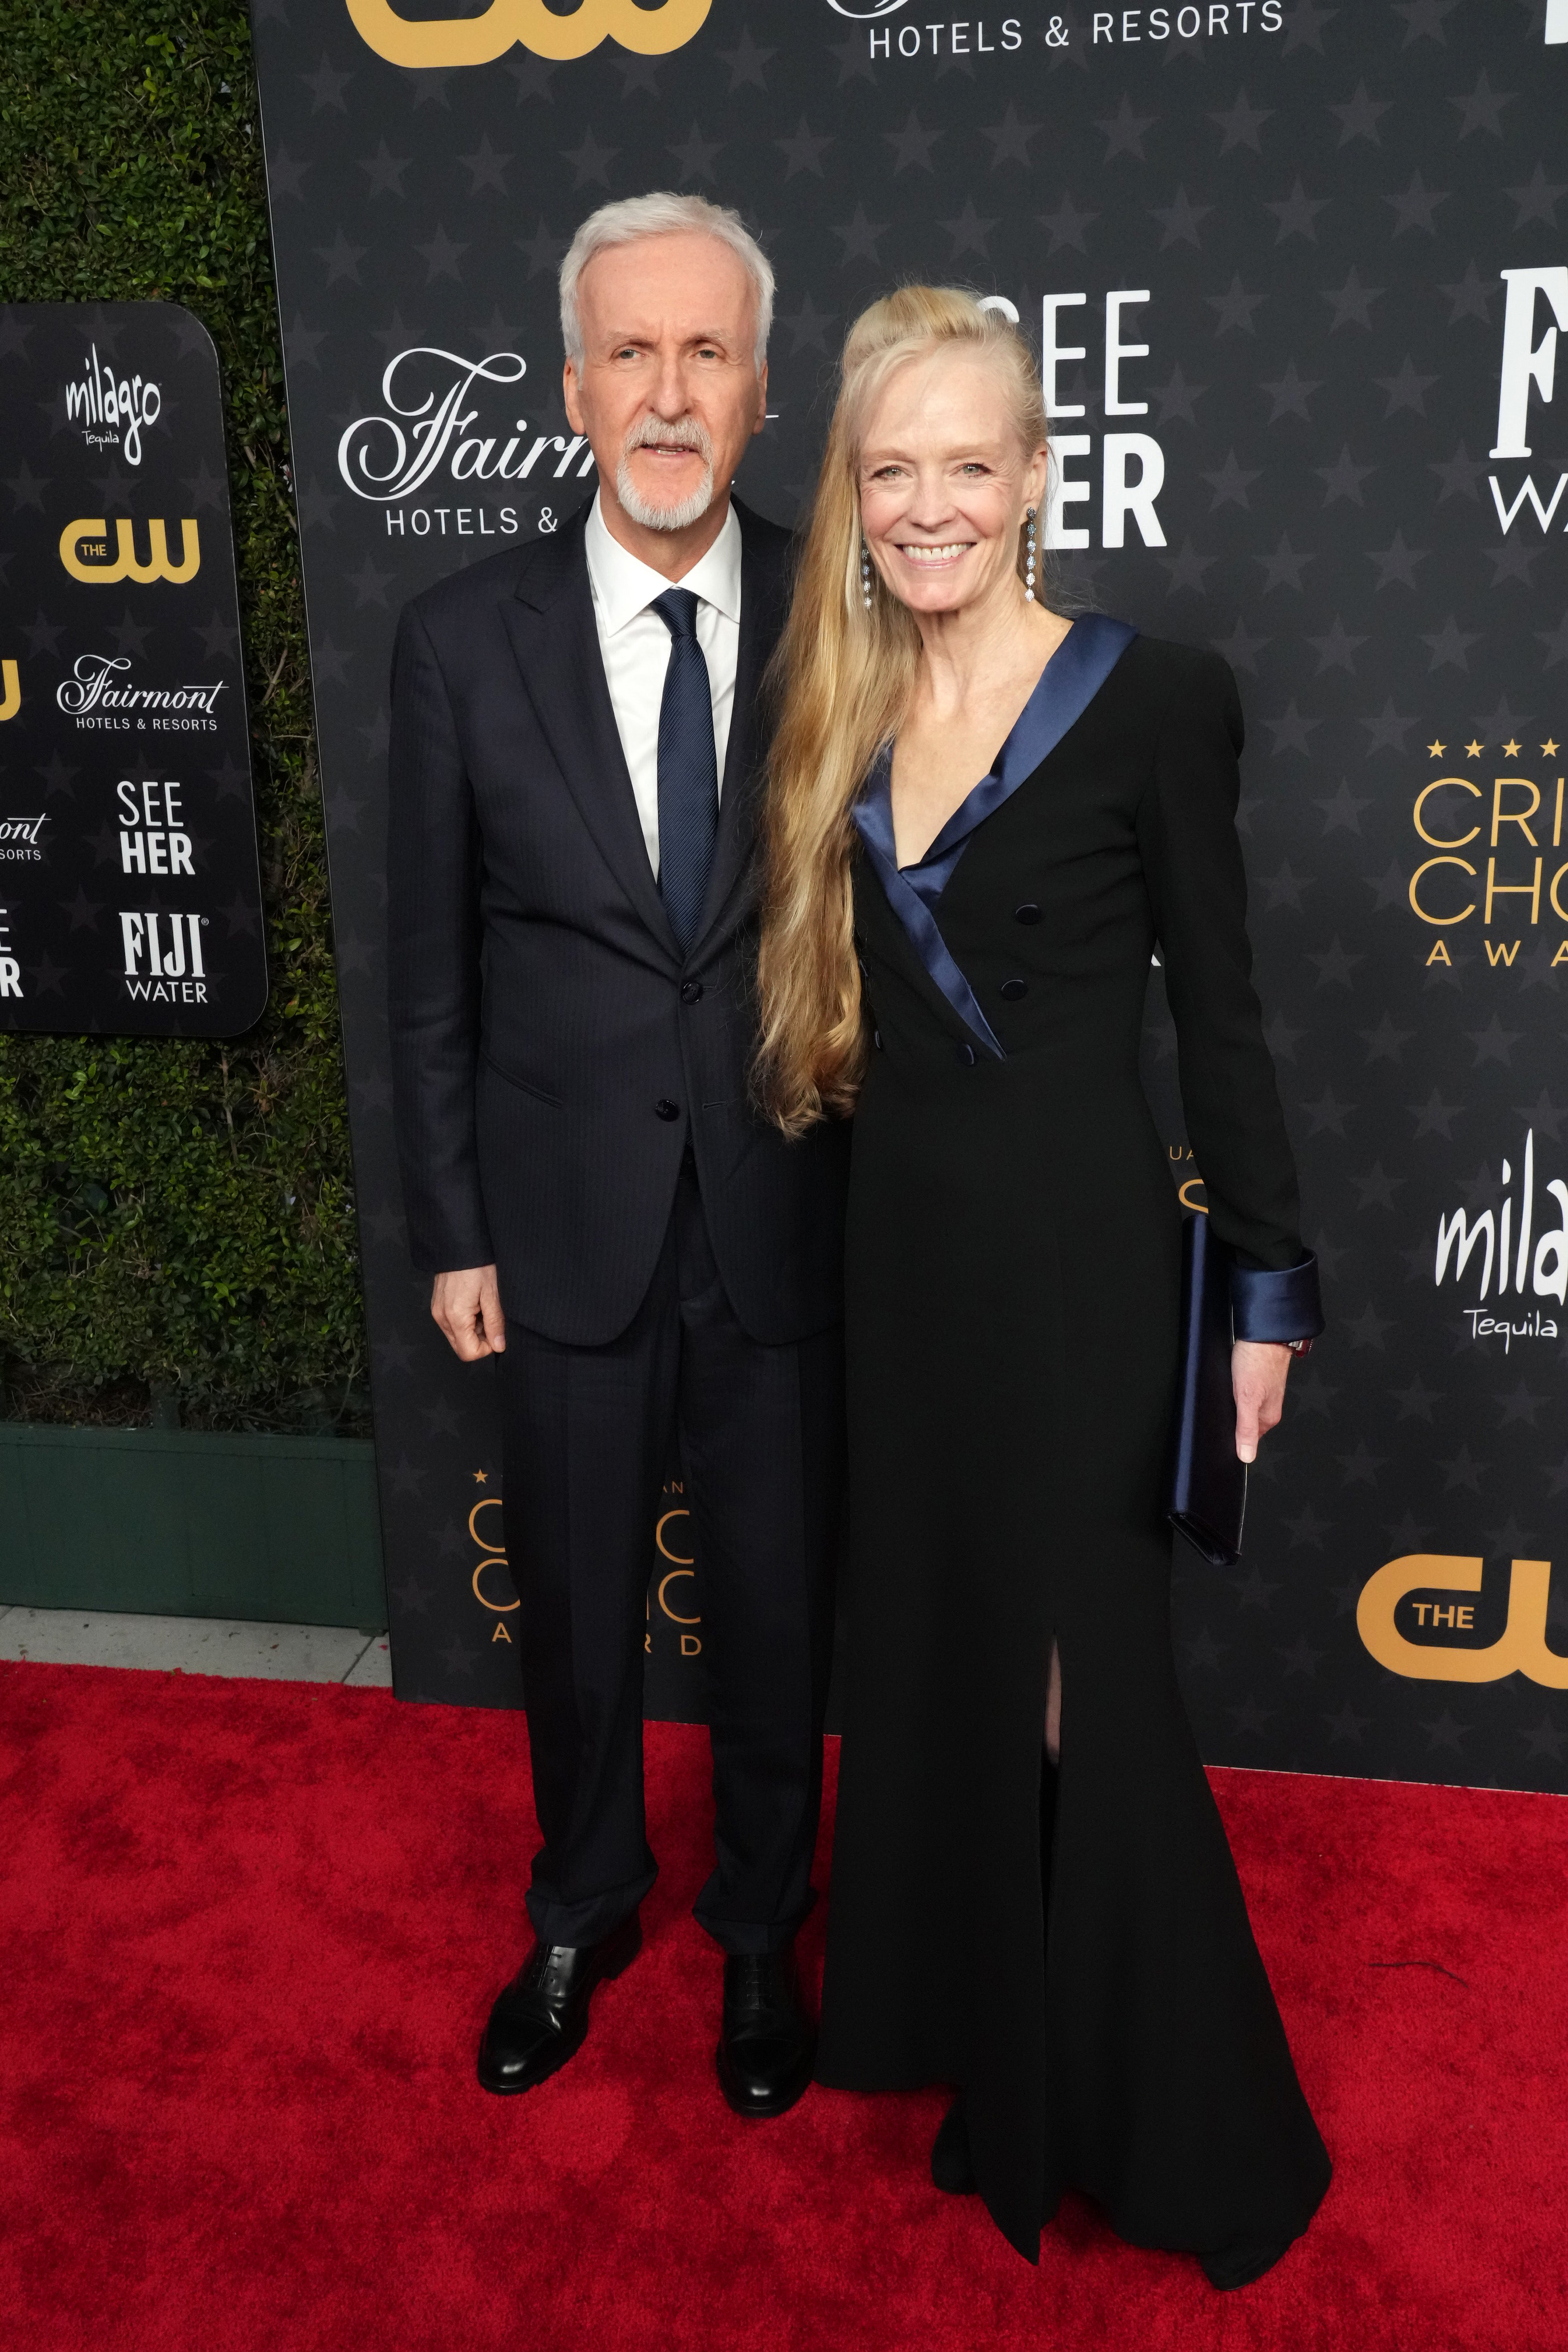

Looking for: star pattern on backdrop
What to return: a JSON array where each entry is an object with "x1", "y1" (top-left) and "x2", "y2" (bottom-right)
[{"x1": 229, "y1": 0, "x2": 1568, "y2": 1758}]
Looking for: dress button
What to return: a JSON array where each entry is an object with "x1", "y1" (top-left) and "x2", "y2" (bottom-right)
[
  {"x1": 873, "y1": 1029, "x2": 883, "y2": 1051},
  {"x1": 680, "y1": 979, "x2": 704, "y2": 1004},
  {"x1": 1000, "y1": 978, "x2": 1028, "y2": 1002},
  {"x1": 1014, "y1": 901, "x2": 1041, "y2": 925},
  {"x1": 655, "y1": 1098, "x2": 680, "y2": 1122},
  {"x1": 957, "y1": 1043, "x2": 976, "y2": 1067}
]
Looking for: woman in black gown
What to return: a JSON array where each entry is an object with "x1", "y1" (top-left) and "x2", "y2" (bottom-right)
[{"x1": 754, "y1": 289, "x2": 1330, "y2": 2289}]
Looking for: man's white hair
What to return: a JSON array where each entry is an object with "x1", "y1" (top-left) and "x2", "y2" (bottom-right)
[{"x1": 559, "y1": 192, "x2": 774, "y2": 373}]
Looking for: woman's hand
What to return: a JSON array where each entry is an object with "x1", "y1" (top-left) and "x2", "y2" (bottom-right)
[{"x1": 1233, "y1": 1340, "x2": 1291, "y2": 1464}]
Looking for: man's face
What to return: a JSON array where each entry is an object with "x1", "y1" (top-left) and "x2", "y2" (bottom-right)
[{"x1": 564, "y1": 232, "x2": 767, "y2": 537}]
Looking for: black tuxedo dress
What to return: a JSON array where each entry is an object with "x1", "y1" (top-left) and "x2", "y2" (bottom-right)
[{"x1": 814, "y1": 622, "x2": 1331, "y2": 2266}]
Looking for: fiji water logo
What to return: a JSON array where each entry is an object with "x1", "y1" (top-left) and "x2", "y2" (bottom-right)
[
  {"x1": 1435, "y1": 1130, "x2": 1567, "y2": 1346},
  {"x1": 1488, "y1": 268, "x2": 1568, "y2": 534},
  {"x1": 64, "y1": 345, "x2": 162, "y2": 466}
]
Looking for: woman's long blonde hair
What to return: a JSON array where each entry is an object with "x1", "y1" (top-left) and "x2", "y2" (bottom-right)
[{"x1": 754, "y1": 287, "x2": 1052, "y2": 1138}]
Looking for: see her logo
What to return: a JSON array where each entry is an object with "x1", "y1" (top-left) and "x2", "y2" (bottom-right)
[{"x1": 345, "y1": 0, "x2": 711, "y2": 66}]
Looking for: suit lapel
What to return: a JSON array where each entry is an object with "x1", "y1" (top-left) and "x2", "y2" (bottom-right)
[
  {"x1": 499, "y1": 514, "x2": 678, "y2": 958},
  {"x1": 687, "y1": 507, "x2": 787, "y2": 960}
]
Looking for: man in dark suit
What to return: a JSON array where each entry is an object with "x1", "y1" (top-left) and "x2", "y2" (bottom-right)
[{"x1": 387, "y1": 193, "x2": 847, "y2": 2118}]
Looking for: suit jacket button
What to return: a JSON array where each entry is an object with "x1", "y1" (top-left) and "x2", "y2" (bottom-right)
[
  {"x1": 680, "y1": 979, "x2": 704, "y2": 1004},
  {"x1": 957, "y1": 1043, "x2": 976, "y2": 1067},
  {"x1": 1014, "y1": 902, "x2": 1041, "y2": 925},
  {"x1": 655, "y1": 1099, "x2": 680, "y2": 1122},
  {"x1": 1000, "y1": 978, "x2": 1028, "y2": 1001}
]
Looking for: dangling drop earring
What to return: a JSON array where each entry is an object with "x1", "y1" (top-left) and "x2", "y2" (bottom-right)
[
  {"x1": 860, "y1": 537, "x2": 874, "y2": 611},
  {"x1": 1024, "y1": 506, "x2": 1038, "y2": 604}
]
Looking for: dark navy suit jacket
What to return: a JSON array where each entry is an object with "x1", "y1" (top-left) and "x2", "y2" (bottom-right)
[{"x1": 386, "y1": 497, "x2": 849, "y2": 1347}]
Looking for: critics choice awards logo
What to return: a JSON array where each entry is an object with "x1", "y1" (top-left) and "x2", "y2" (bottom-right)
[
  {"x1": 459, "y1": 1469, "x2": 702, "y2": 1658},
  {"x1": 1403, "y1": 738, "x2": 1568, "y2": 968}
]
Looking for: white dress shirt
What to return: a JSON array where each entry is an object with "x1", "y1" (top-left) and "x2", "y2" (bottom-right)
[{"x1": 584, "y1": 491, "x2": 742, "y2": 880}]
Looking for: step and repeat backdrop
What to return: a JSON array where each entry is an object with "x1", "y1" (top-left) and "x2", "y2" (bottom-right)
[
  {"x1": 0, "y1": 303, "x2": 266, "y2": 1038},
  {"x1": 249, "y1": 0, "x2": 1567, "y2": 1782}
]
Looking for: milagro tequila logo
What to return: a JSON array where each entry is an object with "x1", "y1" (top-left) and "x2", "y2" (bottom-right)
[
  {"x1": 65, "y1": 344, "x2": 161, "y2": 465},
  {"x1": 1435, "y1": 1130, "x2": 1567, "y2": 1349}
]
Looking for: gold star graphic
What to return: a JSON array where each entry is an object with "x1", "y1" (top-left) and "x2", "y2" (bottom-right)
[
  {"x1": 1503, "y1": 738, "x2": 1522, "y2": 758},
  {"x1": 1543, "y1": 740, "x2": 1560, "y2": 757},
  {"x1": 1465, "y1": 740, "x2": 1483, "y2": 758},
  {"x1": 1427, "y1": 738, "x2": 1446, "y2": 757},
  {"x1": 473, "y1": 1468, "x2": 488, "y2": 1484}
]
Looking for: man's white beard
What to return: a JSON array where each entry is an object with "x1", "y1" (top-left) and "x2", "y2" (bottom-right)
[{"x1": 616, "y1": 416, "x2": 718, "y2": 533}]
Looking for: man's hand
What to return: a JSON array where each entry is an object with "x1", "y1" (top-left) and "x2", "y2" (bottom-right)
[
  {"x1": 1233, "y1": 1339, "x2": 1291, "y2": 1465},
  {"x1": 431, "y1": 1266, "x2": 507, "y2": 1362}
]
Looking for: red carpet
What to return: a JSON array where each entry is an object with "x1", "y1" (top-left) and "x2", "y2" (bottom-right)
[{"x1": 2, "y1": 1663, "x2": 1566, "y2": 2352}]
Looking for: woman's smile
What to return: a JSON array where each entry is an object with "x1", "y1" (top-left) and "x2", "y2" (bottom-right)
[{"x1": 895, "y1": 541, "x2": 976, "y2": 567}]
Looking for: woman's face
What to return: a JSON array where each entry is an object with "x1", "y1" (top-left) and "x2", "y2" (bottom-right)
[{"x1": 857, "y1": 351, "x2": 1048, "y2": 621}]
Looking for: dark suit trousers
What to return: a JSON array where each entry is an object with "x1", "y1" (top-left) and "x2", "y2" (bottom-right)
[{"x1": 500, "y1": 1155, "x2": 843, "y2": 1956}]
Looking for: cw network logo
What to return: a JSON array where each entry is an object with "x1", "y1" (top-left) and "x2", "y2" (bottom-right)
[
  {"x1": 58, "y1": 519, "x2": 200, "y2": 586},
  {"x1": 344, "y1": 0, "x2": 710, "y2": 68}
]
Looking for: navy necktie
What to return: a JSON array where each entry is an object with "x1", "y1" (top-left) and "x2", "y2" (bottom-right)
[{"x1": 651, "y1": 587, "x2": 719, "y2": 953}]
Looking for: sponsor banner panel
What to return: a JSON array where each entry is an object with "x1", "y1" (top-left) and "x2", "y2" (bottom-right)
[
  {"x1": 0, "y1": 304, "x2": 266, "y2": 1037},
  {"x1": 250, "y1": 1, "x2": 1567, "y2": 1782}
]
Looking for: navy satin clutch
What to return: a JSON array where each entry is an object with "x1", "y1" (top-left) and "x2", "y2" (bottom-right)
[{"x1": 1167, "y1": 1213, "x2": 1248, "y2": 1568}]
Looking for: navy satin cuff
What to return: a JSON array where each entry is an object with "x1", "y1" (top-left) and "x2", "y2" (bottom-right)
[{"x1": 1230, "y1": 1252, "x2": 1324, "y2": 1344}]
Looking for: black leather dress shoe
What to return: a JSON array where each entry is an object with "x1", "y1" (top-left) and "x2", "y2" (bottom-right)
[
  {"x1": 476, "y1": 1910, "x2": 642, "y2": 2096},
  {"x1": 930, "y1": 2093, "x2": 978, "y2": 2195},
  {"x1": 715, "y1": 1947, "x2": 815, "y2": 2119}
]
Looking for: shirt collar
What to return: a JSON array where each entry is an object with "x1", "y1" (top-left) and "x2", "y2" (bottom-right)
[{"x1": 585, "y1": 491, "x2": 742, "y2": 637}]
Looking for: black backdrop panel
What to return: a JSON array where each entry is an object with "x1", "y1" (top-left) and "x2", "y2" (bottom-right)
[
  {"x1": 0, "y1": 303, "x2": 266, "y2": 1038},
  {"x1": 250, "y1": 0, "x2": 1568, "y2": 1783}
]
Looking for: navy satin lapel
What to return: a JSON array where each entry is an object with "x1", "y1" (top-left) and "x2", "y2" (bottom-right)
[
  {"x1": 850, "y1": 614, "x2": 1137, "y2": 1062},
  {"x1": 923, "y1": 611, "x2": 1139, "y2": 868},
  {"x1": 854, "y1": 773, "x2": 1005, "y2": 1059}
]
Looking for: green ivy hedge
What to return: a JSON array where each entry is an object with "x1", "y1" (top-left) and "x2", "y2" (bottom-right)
[{"x1": 0, "y1": 1, "x2": 367, "y2": 1434}]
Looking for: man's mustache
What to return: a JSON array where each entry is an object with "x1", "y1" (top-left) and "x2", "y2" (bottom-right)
[{"x1": 622, "y1": 416, "x2": 714, "y2": 461}]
